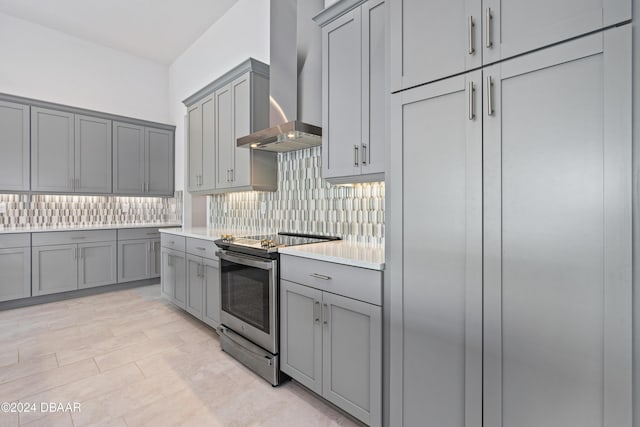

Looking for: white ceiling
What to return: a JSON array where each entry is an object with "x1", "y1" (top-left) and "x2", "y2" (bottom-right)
[{"x1": 0, "y1": 0, "x2": 239, "y2": 64}]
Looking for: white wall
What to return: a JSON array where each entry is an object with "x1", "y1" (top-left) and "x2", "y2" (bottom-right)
[
  {"x1": 0, "y1": 12, "x2": 170, "y2": 123},
  {"x1": 168, "y1": 0, "x2": 270, "y2": 194}
]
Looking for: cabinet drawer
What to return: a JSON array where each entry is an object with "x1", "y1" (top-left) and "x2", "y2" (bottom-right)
[
  {"x1": 186, "y1": 238, "x2": 218, "y2": 260},
  {"x1": 0, "y1": 233, "x2": 30, "y2": 249},
  {"x1": 280, "y1": 254, "x2": 382, "y2": 305},
  {"x1": 32, "y1": 230, "x2": 116, "y2": 246},
  {"x1": 161, "y1": 234, "x2": 186, "y2": 252},
  {"x1": 118, "y1": 227, "x2": 162, "y2": 241}
]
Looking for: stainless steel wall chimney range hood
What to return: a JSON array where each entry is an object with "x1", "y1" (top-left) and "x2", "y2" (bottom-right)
[{"x1": 237, "y1": 0, "x2": 324, "y2": 152}]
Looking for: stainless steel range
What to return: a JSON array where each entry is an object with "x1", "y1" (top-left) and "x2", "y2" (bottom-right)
[{"x1": 215, "y1": 232, "x2": 339, "y2": 385}]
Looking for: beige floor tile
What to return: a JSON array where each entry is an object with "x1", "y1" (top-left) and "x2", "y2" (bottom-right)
[
  {"x1": 0, "y1": 349, "x2": 18, "y2": 369},
  {"x1": 108, "y1": 311, "x2": 182, "y2": 337},
  {"x1": 19, "y1": 363, "x2": 144, "y2": 425},
  {"x1": 56, "y1": 331, "x2": 148, "y2": 366},
  {"x1": 21, "y1": 411, "x2": 73, "y2": 427},
  {"x1": 0, "y1": 354, "x2": 58, "y2": 385},
  {"x1": 122, "y1": 387, "x2": 208, "y2": 427},
  {"x1": 93, "y1": 334, "x2": 185, "y2": 372},
  {"x1": 0, "y1": 358, "x2": 99, "y2": 402},
  {"x1": 0, "y1": 411, "x2": 18, "y2": 427},
  {"x1": 18, "y1": 325, "x2": 114, "y2": 361}
]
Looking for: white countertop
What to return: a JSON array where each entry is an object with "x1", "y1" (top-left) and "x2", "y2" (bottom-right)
[
  {"x1": 0, "y1": 223, "x2": 181, "y2": 234},
  {"x1": 279, "y1": 240, "x2": 385, "y2": 271},
  {"x1": 160, "y1": 228, "x2": 385, "y2": 270}
]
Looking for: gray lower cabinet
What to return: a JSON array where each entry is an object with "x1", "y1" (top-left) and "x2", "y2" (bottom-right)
[
  {"x1": 113, "y1": 122, "x2": 174, "y2": 197},
  {"x1": 161, "y1": 247, "x2": 186, "y2": 309},
  {"x1": 0, "y1": 234, "x2": 31, "y2": 302},
  {"x1": 32, "y1": 107, "x2": 112, "y2": 194},
  {"x1": 186, "y1": 254, "x2": 204, "y2": 318},
  {"x1": 389, "y1": 25, "x2": 632, "y2": 427},
  {"x1": 32, "y1": 230, "x2": 117, "y2": 296},
  {"x1": 0, "y1": 100, "x2": 30, "y2": 192},
  {"x1": 317, "y1": 0, "x2": 386, "y2": 183},
  {"x1": 117, "y1": 238, "x2": 160, "y2": 283},
  {"x1": 202, "y1": 258, "x2": 220, "y2": 328},
  {"x1": 280, "y1": 256, "x2": 382, "y2": 427}
]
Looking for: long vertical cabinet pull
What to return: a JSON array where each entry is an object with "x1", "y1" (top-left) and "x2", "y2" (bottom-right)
[
  {"x1": 468, "y1": 81, "x2": 476, "y2": 120},
  {"x1": 486, "y1": 76, "x2": 494, "y2": 116},
  {"x1": 354, "y1": 145, "x2": 360, "y2": 166},
  {"x1": 468, "y1": 16, "x2": 475, "y2": 55},
  {"x1": 314, "y1": 301, "x2": 321, "y2": 323},
  {"x1": 323, "y1": 303, "x2": 329, "y2": 326},
  {"x1": 485, "y1": 8, "x2": 493, "y2": 48},
  {"x1": 362, "y1": 144, "x2": 368, "y2": 165}
]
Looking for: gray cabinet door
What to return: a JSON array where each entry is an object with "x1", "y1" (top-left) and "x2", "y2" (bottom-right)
[
  {"x1": 78, "y1": 241, "x2": 116, "y2": 289},
  {"x1": 173, "y1": 251, "x2": 187, "y2": 309},
  {"x1": 161, "y1": 248, "x2": 175, "y2": 301},
  {"x1": 390, "y1": 0, "x2": 481, "y2": 91},
  {"x1": 201, "y1": 96, "x2": 216, "y2": 190},
  {"x1": 361, "y1": 0, "x2": 386, "y2": 177},
  {"x1": 203, "y1": 258, "x2": 220, "y2": 328},
  {"x1": 231, "y1": 73, "x2": 250, "y2": 187},
  {"x1": 150, "y1": 239, "x2": 161, "y2": 277},
  {"x1": 322, "y1": 8, "x2": 363, "y2": 179},
  {"x1": 75, "y1": 115, "x2": 112, "y2": 194},
  {"x1": 280, "y1": 279, "x2": 323, "y2": 395},
  {"x1": 117, "y1": 239, "x2": 150, "y2": 283},
  {"x1": 215, "y1": 84, "x2": 233, "y2": 189},
  {"x1": 482, "y1": 0, "x2": 630, "y2": 65},
  {"x1": 187, "y1": 103, "x2": 203, "y2": 192},
  {"x1": 32, "y1": 244, "x2": 78, "y2": 296},
  {"x1": 0, "y1": 247, "x2": 30, "y2": 302},
  {"x1": 390, "y1": 70, "x2": 483, "y2": 427},
  {"x1": 322, "y1": 292, "x2": 382, "y2": 427},
  {"x1": 186, "y1": 254, "x2": 204, "y2": 319},
  {"x1": 146, "y1": 127, "x2": 174, "y2": 196},
  {"x1": 0, "y1": 100, "x2": 30, "y2": 191},
  {"x1": 31, "y1": 107, "x2": 75, "y2": 192},
  {"x1": 113, "y1": 122, "x2": 145, "y2": 195},
  {"x1": 483, "y1": 27, "x2": 631, "y2": 427}
]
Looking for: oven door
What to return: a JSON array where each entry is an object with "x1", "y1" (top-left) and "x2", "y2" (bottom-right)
[{"x1": 218, "y1": 250, "x2": 278, "y2": 354}]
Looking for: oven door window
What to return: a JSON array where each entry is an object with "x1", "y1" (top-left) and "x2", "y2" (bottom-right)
[{"x1": 221, "y1": 259, "x2": 271, "y2": 334}]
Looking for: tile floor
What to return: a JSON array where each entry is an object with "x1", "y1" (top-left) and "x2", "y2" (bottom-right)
[{"x1": 0, "y1": 285, "x2": 362, "y2": 427}]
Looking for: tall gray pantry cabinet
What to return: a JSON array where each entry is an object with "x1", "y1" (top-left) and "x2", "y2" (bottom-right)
[{"x1": 389, "y1": 1, "x2": 633, "y2": 426}]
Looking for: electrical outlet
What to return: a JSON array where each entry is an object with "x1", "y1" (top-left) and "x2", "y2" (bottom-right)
[
  {"x1": 122, "y1": 203, "x2": 130, "y2": 213},
  {"x1": 260, "y1": 201, "x2": 267, "y2": 215},
  {"x1": 0, "y1": 202, "x2": 6, "y2": 215}
]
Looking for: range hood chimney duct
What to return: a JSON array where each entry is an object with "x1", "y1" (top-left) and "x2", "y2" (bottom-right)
[{"x1": 237, "y1": 0, "x2": 324, "y2": 152}]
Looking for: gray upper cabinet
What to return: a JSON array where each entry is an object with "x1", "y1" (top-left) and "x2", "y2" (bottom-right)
[
  {"x1": 0, "y1": 234, "x2": 31, "y2": 302},
  {"x1": 390, "y1": 0, "x2": 631, "y2": 91},
  {"x1": 113, "y1": 122, "x2": 145, "y2": 194},
  {"x1": 31, "y1": 107, "x2": 75, "y2": 193},
  {"x1": 32, "y1": 108, "x2": 113, "y2": 194},
  {"x1": 0, "y1": 100, "x2": 30, "y2": 192},
  {"x1": 317, "y1": 0, "x2": 386, "y2": 183},
  {"x1": 482, "y1": 27, "x2": 631, "y2": 427},
  {"x1": 390, "y1": 70, "x2": 483, "y2": 427},
  {"x1": 187, "y1": 97, "x2": 214, "y2": 192},
  {"x1": 114, "y1": 122, "x2": 173, "y2": 196},
  {"x1": 184, "y1": 58, "x2": 276, "y2": 195},
  {"x1": 75, "y1": 115, "x2": 112, "y2": 194}
]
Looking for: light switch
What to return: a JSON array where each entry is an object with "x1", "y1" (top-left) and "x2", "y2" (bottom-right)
[{"x1": 0, "y1": 202, "x2": 6, "y2": 215}]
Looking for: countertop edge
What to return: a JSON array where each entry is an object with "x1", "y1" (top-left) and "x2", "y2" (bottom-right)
[
  {"x1": 278, "y1": 247, "x2": 385, "y2": 271},
  {"x1": 0, "y1": 224, "x2": 182, "y2": 234}
]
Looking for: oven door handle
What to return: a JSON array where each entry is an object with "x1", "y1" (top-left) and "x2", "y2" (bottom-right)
[{"x1": 216, "y1": 250, "x2": 275, "y2": 271}]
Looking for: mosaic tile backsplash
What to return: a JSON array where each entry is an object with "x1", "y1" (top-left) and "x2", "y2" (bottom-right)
[
  {"x1": 209, "y1": 147, "x2": 385, "y2": 244},
  {"x1": 0, "y1": 192, "x2": 182, "y2": 228}
]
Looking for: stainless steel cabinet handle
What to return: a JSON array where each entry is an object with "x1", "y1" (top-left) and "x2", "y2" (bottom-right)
[
  {"x1": 486, "y1": 76, "x2": 494, "y2": 116},
  {"x1": 485, "y1": 8, "x2": 493, "y2": 48},
  {"x1": 323, "y1": 303, "x2": 329, "y2": 325},
  {"x1": 196, "y1": 247, "x2": 206, "y2": 251},
  {"x1": 354, "y1": 145, "x2": 359, "y2": 167},
  {"x1": 146, "y1": 232, "x2": 157, "y2": 236},
  {"x1": 361, "y1": 144, "x2": 367, "y2": 165},
  {"x1": 468, "y1": 16, "x2": 475, "y2": 54},
  {"x1": 230, "y1": 169, "x2": 234, "y2": 182},
  {"x1": 314, "y1": 301, "x2": 320, "y2": 323},
  {"x1": 310, "y1": 273, "x2": 332, "y2": 281},
  {"x1": 71, "y1": 236, "x2": 86, "y2": 240},
  {"x1": 468, "y1": 81, "x2": 476, "y2": 121},
  {"x1": 168, "y1": 254, "x2": 173, "y2": 267}
]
